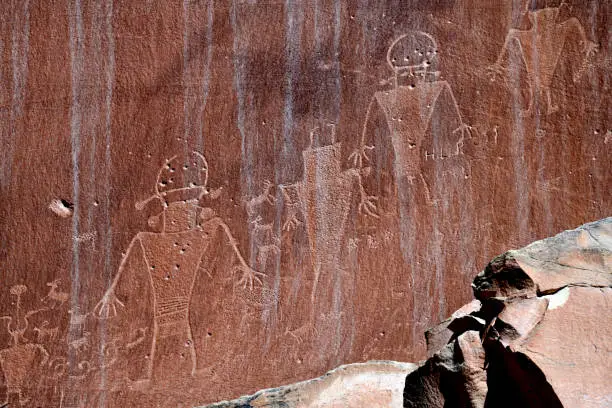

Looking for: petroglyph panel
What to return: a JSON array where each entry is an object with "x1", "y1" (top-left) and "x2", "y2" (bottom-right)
[{"x1": 0, "y1": 0, "x2": 609, "y2": 406}]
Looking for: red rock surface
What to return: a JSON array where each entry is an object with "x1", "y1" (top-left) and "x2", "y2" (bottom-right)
[
  {"x1": 0, "y1": 1, "x2": 609, "y2": 406},
  {"x1": 209, "y1": 217, "x2": 611, "y2": 407}
]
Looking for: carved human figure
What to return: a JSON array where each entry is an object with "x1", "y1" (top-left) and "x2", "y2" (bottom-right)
[
  {"x1": 488, "y1": 1, "x2": 598, "y2": 115},
  {"x1": 282, "y1": 125, "x2": 378, "y2": 309},
  {"x1": 249, "y1": 215, "x2": 280, "y2": 271},
  {"x1": 352, "y1": 31, "x2": 472, "y2": 191},
  {"x1": 352, "y1": 32, "x2": 476, "y2": 341},
  {"x1": 94, "y1": 152, "x2": 263, "y2": 385},
  {"x1": 0, "y1": 285, "x2": 49, "y2": 406}
]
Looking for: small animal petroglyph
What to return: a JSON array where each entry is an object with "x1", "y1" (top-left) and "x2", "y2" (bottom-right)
[
  {"x1": 33, "y1": 321, "x2": 59, "y2": 343},
  {"x1": 126, "y1": 327, "x2": 148, "y2": 350},
  {"x1": 68, "y1": 331, "x2": 91, "y2": 353},
  {"x1": 0, "y1": 285, "x2": 50, "y2": 406},
  {"x1": 43, "y1": 279, "x2": 69, "y2": 308}
]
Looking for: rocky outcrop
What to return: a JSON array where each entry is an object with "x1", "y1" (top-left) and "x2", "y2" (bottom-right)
[
  {"x1": 406, "y1": 217, "x2": 611, "y2": 408},
  {"x1": 203, "y1": 217, "x2": 611, "y2": 407},
  {"x1": 205, "y1": 361, "x2": 417, "y2": 408}
]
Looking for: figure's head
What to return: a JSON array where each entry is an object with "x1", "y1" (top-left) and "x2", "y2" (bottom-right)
[
  {"x1": 387, "y1": 31, "x2": 439, "y2": 77},
  {"x1": 137, "y1": 151, "x2": 219, "y2": 231},
  {"x1": 523, "y1": 0, "x2": 562, "y2": 24},
  {"x1": 152, "y1": 151, "x2": 210, "y2": 206}
]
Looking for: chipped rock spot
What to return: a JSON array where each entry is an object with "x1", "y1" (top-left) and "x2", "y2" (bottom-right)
[
  {"x1": 49, "y1": 199, "x2": 73, "y2": 218},
  {"x1": 73, "y1": 231, "x2": 97, "y2": 244},
  {"x1": 542, "y1": 286, "x2": 570, "y2": 310}
]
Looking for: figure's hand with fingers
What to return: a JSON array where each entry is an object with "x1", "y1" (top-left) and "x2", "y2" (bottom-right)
[
  {"x1": 94, "y1": 290, "x2": 125, "y2": 319},
  {"x1": 573, "y1": 41, "x2": 599, "y2": 83},
  {"x1": 233, "y1": 264, "x2": 265, "y2": 291},
  {"x1": 453, "y1": 123, "x2": 475, "y2": 141},
  {"x1": 282, "y1": 214, "x2": 302, "y2": 231},
  {"x1": 584, "y1": 40, "x2": 598, "y2": 56},
  {"x1": 358, "y1": 192, "x2": 379, "y2": 219},
  {"x1": 348, "y1": 145, "x2": 375, "y2": 169}
]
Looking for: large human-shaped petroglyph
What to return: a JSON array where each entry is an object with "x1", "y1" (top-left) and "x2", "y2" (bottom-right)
[
  {"x1": 94, "y1": 152, "x2": 263, "y2": 384},
  {"x1": 349, "y1": 31, "x2": 479, "y2": 339},
  {"x1": 281, "y1": 124, "x2": 378, "y2": 309},
  {"x1": 488, "y1": 1, "x2": 598, "y2": 116},
  {"x1": 353, "y1": 31, "x2": 473, "y2": 200}
]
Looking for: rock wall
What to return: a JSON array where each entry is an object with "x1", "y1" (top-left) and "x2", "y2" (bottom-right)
[
  {"x1": 0, "y1": 1, "x2": 609, "y2": 406},
  {"x1": 205, "y1": 217, "x2": 612, "y2": 408}
]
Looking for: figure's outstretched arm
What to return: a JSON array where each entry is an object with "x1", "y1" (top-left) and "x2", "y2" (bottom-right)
[
  {"x1": 94, "y1": 235, "x2": 142, "y2": 318},
  {"x1": 439, "y1": 82, "x2": 474, "y2": 154},
  {"x1": 349, "y1": 168, "x2": 379, "y2": 219},
  {"x1": 208, "y1": 217, "x2": 265, "y2": 290},
  {"x1": 349, "y1": 96, "x2": 377, "y2": 169},
  {"x1": 280, "y1": 184, "x2": 303, "y2": 231},
  {"x1": 488, "y1": 30, "x2": 524, "y2": 78},
  {"x1": 561, "y1": 17, "x2": 598, "y2": 82}
]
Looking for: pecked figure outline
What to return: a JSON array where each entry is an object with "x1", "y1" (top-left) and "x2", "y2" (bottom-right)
[
  {"x1": 488, "y1": 0, "x2": 599, "y2": 116},
  {"x1": 94, "y1": 151, "x2": 263, "y2": 384},
  {"x1": 280, "y1": 124, "x2": 379, "y2": 306},
  {"x1": 352, "y1": 30, "x2": 473, "y2": 197}
]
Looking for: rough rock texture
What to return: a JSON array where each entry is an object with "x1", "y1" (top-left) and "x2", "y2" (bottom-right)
[
  {"x1": 209, "y1": 217, "x2": 611, "y2": 407},
  {"x1": 405, "y1": 217, "x2": 612, "y2": 408},
  {"x1": 0, "y1": 0, "x2": 609, "y2": 406}
]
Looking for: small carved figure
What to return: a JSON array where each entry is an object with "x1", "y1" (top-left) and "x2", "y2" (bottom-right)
[
  {"x1": 0, "y1": 285, "x2": 49, "y2": 406},
  {"x1": 250, "y1": 216, "x2": 280, "y2": 247},
  {"x1": 488, "y1": 0, "x2": 598, "y2": 115},
  {"x1": 126, "y1": 327, "x2": 148, "y2": 350},
  {"x1": 245, "y1": 180, "x2": 276, "y2": 220},
  {"x1": 249, "y1": 215, "x2": 281, "y2": 270},
  {"x1": 47, "y1": 356, "x2": 68, "y2": 379},
  {"x1": 68, "y1": 331, "x2": 91, "y2": 353},
  {"x1": 33, "y1": 320, "x2": 59, "y2": 343},
  {"x1": 42, "y1": 279, "x2": 69, "y2": 308},
  {"x1": 68, "y1": 309, "x2": 90, "y2": 330}
]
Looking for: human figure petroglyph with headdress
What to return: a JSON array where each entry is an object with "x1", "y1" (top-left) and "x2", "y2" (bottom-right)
[
  {"x1": 93, "y1": 151, "x2": 263, "y2": 384},
  {"x1": 488, "y1": 0, "x2": 598, "y2": 116},
  {"x1": 351, "y1": 30, "x2": 473, "y2": 194},
  {"x1": 350, "y1": 31, "x2": 477, "y2": 342}
]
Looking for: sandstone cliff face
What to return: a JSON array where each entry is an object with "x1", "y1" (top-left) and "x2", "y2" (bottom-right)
[
  {"x1": 0, "y1": 1, "x2": 609, "y2": 406},
  {"x1": 206, "y1": 217, "x2": 612, "y2": 408}
]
